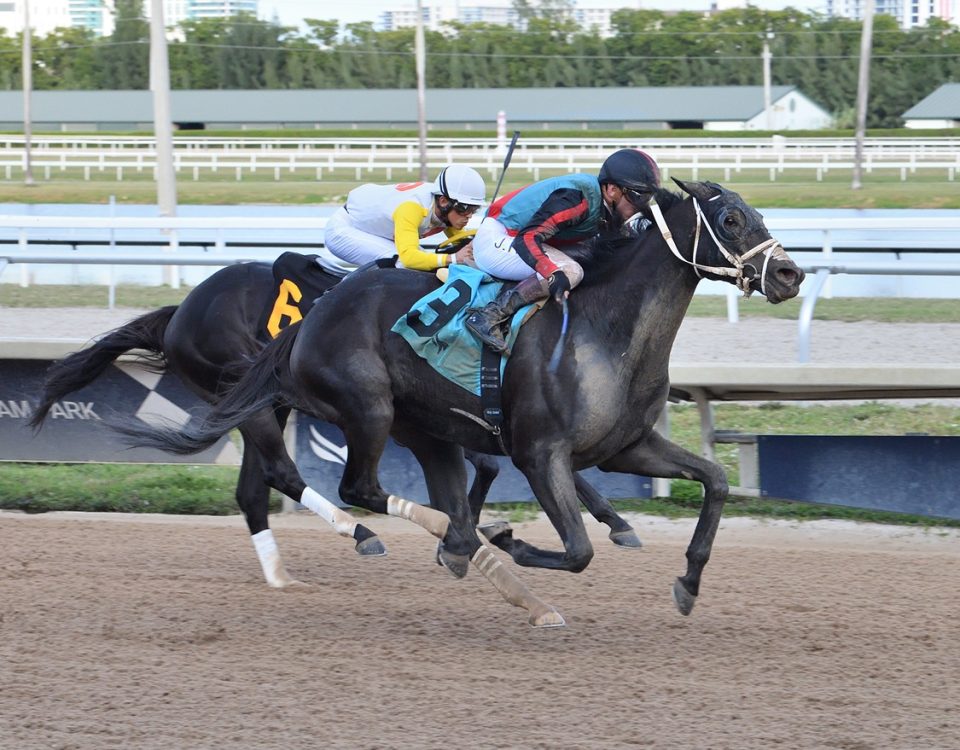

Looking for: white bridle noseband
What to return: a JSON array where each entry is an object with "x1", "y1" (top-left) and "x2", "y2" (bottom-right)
[{"x1": 647, "y1": 194, "x2": 788, "y2": 297}]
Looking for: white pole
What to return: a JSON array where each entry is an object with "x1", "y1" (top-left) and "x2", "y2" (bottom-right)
[
  {"x1": 852, "y1": 0, "x2": 874, "y2": 190},
  {"x1": 414, "y1": 0, "x2": 428, "y2": 181},
  {"x1": 762, "y1": 32, "x2": 773, "y2": 131},
  {"x1": 22, "y1": 0, "x2": 34, "y2": 186},
  {"x1": 150, "y1": 0, "x2": 177, "y2": 215}
]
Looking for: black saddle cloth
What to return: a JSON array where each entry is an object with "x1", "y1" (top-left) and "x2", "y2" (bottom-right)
[{"x1": 256, "y1": 252, "x2": 349, "y2": 341}]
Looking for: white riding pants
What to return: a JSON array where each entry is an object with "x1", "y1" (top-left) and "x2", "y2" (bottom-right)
[
  {"x1": 473, "y1": 217, "x2": 584, "y2": 286},
  {"x1": 324, "y1": 206, "x2": 399, "y2": 266}
]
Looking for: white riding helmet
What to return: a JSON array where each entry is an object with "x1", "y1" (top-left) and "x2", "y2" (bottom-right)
[{"x1": 431, "y1": 164, "x2": 486, "y2": 207}]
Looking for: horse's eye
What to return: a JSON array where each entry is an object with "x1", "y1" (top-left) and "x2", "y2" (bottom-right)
[{"x1": 716, "y1": 209, "x2": 741, "y2": 240}]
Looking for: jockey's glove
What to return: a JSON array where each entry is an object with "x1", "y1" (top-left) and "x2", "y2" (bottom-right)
[{"x1": 548, "y1": 271, "x2": 572, "y2": 302}]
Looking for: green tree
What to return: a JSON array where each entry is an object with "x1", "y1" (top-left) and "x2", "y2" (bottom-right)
[
  {"x1": 34, "y1": 27, "x2": 102, "y2": 89},
  {"x1": 9, "y1": 3, "x2": 959, "y2": 129},
  {"x1": 0, "y1": 31, "x2": 22, "y2": 89},
  {"x1": 98, "y1": 0, "x2": 148, "y2": 89}
]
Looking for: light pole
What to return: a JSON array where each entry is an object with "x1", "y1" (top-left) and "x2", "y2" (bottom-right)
[
  {"x1": 22, "y1": 0, "x2": 35, "y2": 186},
  {"x1": 414, "y1": 0, "x2": 428, "y2": 181},
  {"x1": 150, "y1": 0, "x2": 177, "y2": 216},
  {"x1": 762, "y1": 30, "x2": 774, "y2": 131},
  {"x1": 852, "y1": 0, "x2": 875, "y2": 190}
]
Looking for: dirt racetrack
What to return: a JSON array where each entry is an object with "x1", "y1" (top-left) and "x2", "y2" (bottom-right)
[{"x1": 2, "y1": 510, "x2": 958, "y2": 750}]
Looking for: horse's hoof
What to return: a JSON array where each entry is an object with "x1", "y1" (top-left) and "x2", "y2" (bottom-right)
[
  {"x1": 477, "y1": 520, "x2": 512, "y2": 545},
  {"x1": 436, "y1": 542, "x2": 469, "y2": 579},
  {"x1": 355, "y1": 536, "x2": 387, "y2": 557},
  {"x1": 529, "y1": 607, "x2": 566, "y2": 628},
  {"x1": 672, "y1": 578, "x2": 697, "y2": 616},
  {"x1": 269, "y1": 578, "x2": 309, "y2": 590},
  {"x1": 609, "y1": 528, "x2": 643, "y2": 548}
]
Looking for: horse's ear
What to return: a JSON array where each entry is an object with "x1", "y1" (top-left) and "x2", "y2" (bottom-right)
[{"x1": 672, "y1": 178, "x2": 722, "y2": 202}]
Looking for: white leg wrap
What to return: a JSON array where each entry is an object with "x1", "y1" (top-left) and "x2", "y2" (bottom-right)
[
  {"x1": 300, "y1": 487, "x2": 358, "y2": 538},
  {"x1": 387, "y1": 495, "x2": 450, "y2": 538},
  {"x1": 251, "y1": 529, "x2": 292, "y2": 588}
]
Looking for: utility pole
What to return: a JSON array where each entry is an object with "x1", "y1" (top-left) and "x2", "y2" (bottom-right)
[
  {"x1": 149, "y1": 0, "x2": 177, "y2": 216},
  {"x1": 22, "y1": 0, "x2": 35, "y2": 186},
  {"x1": 762, "y1": 30, "x2": 773, "y2": 131},
  {"x1": 852, "y1": 0, "x2": 874, "y2": 190},
  {"x1": 414, "y1": 0, "x2": 428, "y2": 181}
]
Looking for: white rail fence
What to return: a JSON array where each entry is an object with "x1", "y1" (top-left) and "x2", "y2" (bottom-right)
[
  {"x1": 3, "y1": 214, "x2": 960, "y2": 363},
  {"x1": 3, "y1": 214, "x2": 958, "y2": 253},
  {"x1": 1, "y1": 136, "x2": 958, "y2": 183},
  {"x1": 4, "y1": 134, "x2": 960, "y2": 153}
]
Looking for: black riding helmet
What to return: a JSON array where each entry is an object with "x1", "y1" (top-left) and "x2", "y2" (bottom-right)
[{"x1": 598, "y1": 148, "x2": 661, "y2": 205}]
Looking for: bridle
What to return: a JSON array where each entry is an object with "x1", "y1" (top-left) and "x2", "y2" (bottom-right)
[{"x1": 647, "y1": 194, "x2": 788, "y2": 297}]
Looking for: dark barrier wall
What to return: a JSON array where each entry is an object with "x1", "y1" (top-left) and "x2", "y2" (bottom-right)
[
  {"x1": 0, "y1": 359, "x2": 238, "y2": 464},
  {"x1": 759, "y1": 435, "x2": 960, "y2": 521},
  {"x1": 296, "y1": 417, "x2": 652, "y2": 504}
]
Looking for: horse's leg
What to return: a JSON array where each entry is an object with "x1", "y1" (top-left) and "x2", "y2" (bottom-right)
[
  {"x1": 463, "y1": 449, "x2": 500, "y2": 526},
  {"x1": 333, "y1": 403, "x2": 451, "y2": 542},
  {"x1": 573, "y1": 473, "x2": 642, "y2": 548},
  {"x1": 397, "y1": 429, "x2": 563, "y2": 627},
  {"x1": 479, "y1": 471, "x2": 642, "y2": 550},
  {"x1": 238, "y1": 407, "x2": 387, "y2": 558},
  {"x1": 235, "y1": 431, "x2": 302, "y2": 588},
  {"x1": 482, "y1": 447, "x2": 596, "y2": 573},
  {"x1": 599, "y1": 430, "x2": 728, "y2": 617}
]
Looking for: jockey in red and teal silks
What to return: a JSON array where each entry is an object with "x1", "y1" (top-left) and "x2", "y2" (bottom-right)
[
  {"x1": 485, "y1": 172, "x2": 606, "y2": 282},
  {"x1": 465, "y1": 148, "x2": 661, "y2": 353}
]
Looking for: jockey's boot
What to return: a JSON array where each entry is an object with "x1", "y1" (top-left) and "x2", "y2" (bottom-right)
[{"x1": 465, "y1": 276, "x2": 549, "y2": 353}]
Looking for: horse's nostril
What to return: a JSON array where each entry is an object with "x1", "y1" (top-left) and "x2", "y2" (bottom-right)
[{"x1": 776, "y1": 266, "x2": 802, "y2": 287}]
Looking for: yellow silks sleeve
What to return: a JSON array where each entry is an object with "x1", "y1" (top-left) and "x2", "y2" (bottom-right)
[{"x1": 392, "y1": 201, "x2": 448, "y2": 271}]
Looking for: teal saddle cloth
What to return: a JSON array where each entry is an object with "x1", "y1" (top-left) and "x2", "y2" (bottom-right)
[{"x1": 391, "y1": 265, "x2": 535, "y2": 396}]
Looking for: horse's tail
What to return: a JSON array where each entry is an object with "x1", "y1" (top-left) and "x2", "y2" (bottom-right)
[
  {"x1": 108, "y1": 321, "x2": 301, "y2": 456},
  {"x1": 29, "y1": 306, "x2": 177, "y2": 431}
]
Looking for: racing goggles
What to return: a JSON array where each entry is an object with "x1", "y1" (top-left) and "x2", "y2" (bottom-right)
[
  {"x1": 621, "y1": 186, "x2": 655, "y2": 207},
  {"x1": 450, "y1": 201, "x2": 481, "y2": 216}
]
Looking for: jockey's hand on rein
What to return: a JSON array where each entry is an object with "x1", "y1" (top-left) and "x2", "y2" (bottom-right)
[{"x1": 548, "y1": 271, "x2": 572, "y2": 302}]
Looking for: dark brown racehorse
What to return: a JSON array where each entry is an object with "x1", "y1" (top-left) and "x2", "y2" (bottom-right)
[
  {"x1": 30, "y1": 258, "x2": 640, "y2": 588},
  {"x1": 111, "y1": 180, "x2": 804, "y2": 626}
]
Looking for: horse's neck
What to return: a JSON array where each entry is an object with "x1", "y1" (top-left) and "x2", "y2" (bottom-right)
[{"x1": 578, "y1": 208, "x2": 701, "y2": 371}]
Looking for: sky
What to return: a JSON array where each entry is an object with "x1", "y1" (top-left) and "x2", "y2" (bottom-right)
[{"x1": 260, "y1": 0, "x2": 825, "y2": 30}]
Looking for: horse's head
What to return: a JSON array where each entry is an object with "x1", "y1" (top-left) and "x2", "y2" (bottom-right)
[{"x1": 669, "y1": 179, "x2": 804, "y2": 304}]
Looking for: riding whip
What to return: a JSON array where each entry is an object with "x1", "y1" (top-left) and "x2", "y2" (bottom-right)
[
  {"x1": 435, "y1": 130, "x2": 521, "y2": 255},
  {"x1": 485, "y1": 130, "x2": 521, "y2": 218},
  {"x1": 547, "y1": 297, "x2": 569, "y2": 375}
]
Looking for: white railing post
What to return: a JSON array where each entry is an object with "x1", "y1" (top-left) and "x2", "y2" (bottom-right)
[{"x1": 798, "y1": 268, "x2": 831, "y2": 364}]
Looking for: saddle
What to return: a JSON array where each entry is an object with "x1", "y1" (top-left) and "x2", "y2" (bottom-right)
[
  {"x1": 391, "y1": 265, "x2": 540, "y2": 397},
  {"x1": 258, "y1": 251, "x2": 391, "y2": 341}
]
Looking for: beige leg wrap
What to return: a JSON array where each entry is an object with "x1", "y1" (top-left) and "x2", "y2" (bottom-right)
[
  {"x1": 471, "y1": 545, "x2": 565, "y2": 627},
  {"x1": 386, "y1": 495, "x2": 450, "y2": 539}
]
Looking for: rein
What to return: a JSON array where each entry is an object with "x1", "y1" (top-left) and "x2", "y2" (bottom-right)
[{"x1": 647, "y1": 195, "x2": 787, "y2": 297}]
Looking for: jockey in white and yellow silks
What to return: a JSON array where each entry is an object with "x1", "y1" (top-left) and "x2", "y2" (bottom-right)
[{"x1": 324, "y1": 165, "x2": 487, "y2": 271}]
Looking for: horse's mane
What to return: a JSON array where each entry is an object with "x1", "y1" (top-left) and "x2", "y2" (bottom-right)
[{"x1": 575, "y1": 186, "x2": 687, "y2": 288}]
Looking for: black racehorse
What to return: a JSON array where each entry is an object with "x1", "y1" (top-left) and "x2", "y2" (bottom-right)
[
  {"x1": 30, "y1": 255, "x2": 640, "y2": 588},
  {"x1": 110, "y1": 180, "x2": 805, "y2": 626}
]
